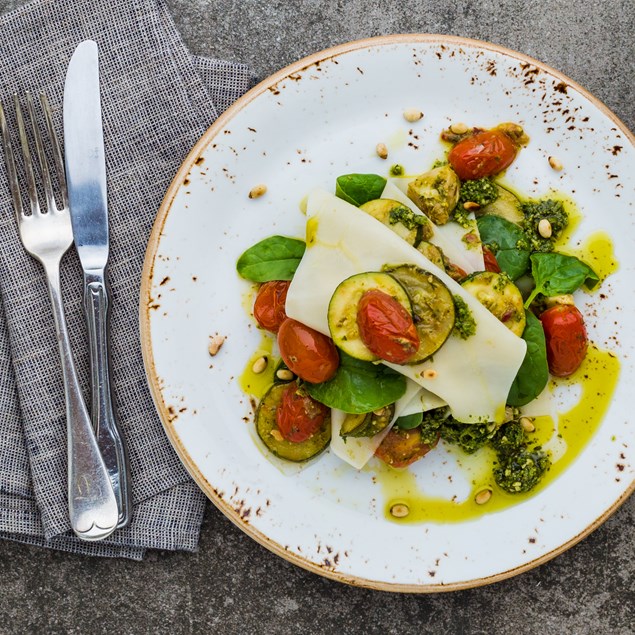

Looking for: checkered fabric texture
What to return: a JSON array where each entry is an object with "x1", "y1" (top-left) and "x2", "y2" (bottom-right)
[{"x1": 0, "y1": 0, "x2": 254, "y2": 558}]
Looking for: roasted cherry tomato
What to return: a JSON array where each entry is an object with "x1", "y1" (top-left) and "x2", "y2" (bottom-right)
[
  {"x1": 539, "y1": 304, "x2": 588, "y2": 377},
  {"x1": 482, "y1": 246, "x2": 501, "y2": 273},
  {"x1": 445, "y1": 262, "x2": 468, "y2": 282},
  {"x1": 253, "y1": 280, "x2": 290, "y2": 333},
  {"x1": 375, "y1": 427, "x2": 440, "y2": 468},
  {"x1": 276, "y1": 381, "x2": 329, "y2": 443},
  {"x1": 278, "y1": 318, "x2": 339, "y2": 383},
  {"x1": 356, "y1": 289, "x2": 420, "y2": 364},
  {"x1": 448, "y1": 130, "x2": 518, "y2": 180}
]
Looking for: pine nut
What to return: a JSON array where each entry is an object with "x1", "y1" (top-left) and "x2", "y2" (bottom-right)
[
  {"x1": 463, "y1": 201, "x2": 481, "y2": 211},
  {"x1": 520, "y1": 416, "x2": 535, "y2": 432},
  {"x1": 403, "y1": 108, "x2": 423, "y2": 122},
  {"x1": 208, "y1": 335, "x2": 225, "y2": 356},
  {"x1": 422, "y1": 369, "x2": 437, "y2": 379},
  {"x1": 548, "y1": 156, "x2": 563, "y2": 171},
  {"x1": 376, "y1": 143, "x2": 388, "y2": 159},
  {"x1": 270, "y1": 428, "x2": 284, "y2": 441},
  {"x1": 251, "y1": 356, "x2": 268, "y2": 374},
  {"x1": 390, "y1": 503, "x2": 410, "y2": 518},
  {"x1": 276, "y1": 368, "x2": 294, "y2": 381},
  {"x1": 538, "y1": 218, "x2": 552, "y2": 238},
  {"x1": 475, "y1": 489, "x2": 492, "y2": 505},
  {"x1": 249, "y1": 184, "x2": 267, "y2": 199},
  {"x1": 450, "y1": 122, "x2": 468, "y2": 135}
]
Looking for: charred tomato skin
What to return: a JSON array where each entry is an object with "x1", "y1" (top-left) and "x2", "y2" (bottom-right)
[
  {"x1": 482, "y1": 246, "x2": 502, "y2": 273},
  {"x1": 375, "y1": 427, "x2": 440, "y2": 468},
  {"x1": 540, "y1": 304, "x2": 588, "y2": 377},
  {"x1": 276, "y1": 381, "x2": 329, "y2": 443},
  {"x1": 253, "y1": 280, "x2": 291, "y2": 333},
  {"x1": 356, "y1": 289, "x2": 420, "y2": 364},
  {"x1": 277, "y1": 318, "x2": 339, "y2": 383},
  {"x1": 449, "y1": 130, "x2": 518, "y2": 180}
]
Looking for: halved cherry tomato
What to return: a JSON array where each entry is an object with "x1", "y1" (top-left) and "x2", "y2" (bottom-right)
[
  {"x1": 253, "y1": 280, "x2": 290, "y2": 333},
  {"x1": 445, "y1": 262, "x2": 468, "y2": 282},
  {"x1": 482, "y1": 246, "x2": 501, "y2": 273},
  {"x1": 276, "y1": 381, "x2": 329, "y2": 443},
  {"x1": 448, "y1": 130, "x2": 518, "y2": 180},
  {"x1": 375, "y1": 427, "x2": 440, "y2": 468},
  {"x1": 278, "y1": 318, "x2": 339, "y2": 383},
  {"x1": 356, "y1": 289, "x2": 419, "y2": 364},
  {"x1": 539, "y1": 304, "x2": 588, "y2": 377}
]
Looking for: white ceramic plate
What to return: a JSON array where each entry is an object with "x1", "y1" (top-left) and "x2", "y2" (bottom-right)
[{"x1": 140, "y1": 35, "x2": 634, "y2": 591}]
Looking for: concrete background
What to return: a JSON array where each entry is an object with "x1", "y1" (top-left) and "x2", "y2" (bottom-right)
[{"x1": 0, "y1": 0, "x2": 633, "y2": 633}]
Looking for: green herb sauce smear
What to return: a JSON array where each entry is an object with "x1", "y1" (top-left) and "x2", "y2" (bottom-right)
[{"x1": 379, "y1": 344, "x2": 620, "y2": 523}]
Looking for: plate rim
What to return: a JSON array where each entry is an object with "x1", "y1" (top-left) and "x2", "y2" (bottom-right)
[{"x1": 139, "y1": 33, "x2": 635, "y2": 592}]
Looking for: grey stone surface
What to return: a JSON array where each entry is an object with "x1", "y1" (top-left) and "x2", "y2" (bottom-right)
[{"x1": 0, "y1": 0, "x2": 633, "y2": 633}]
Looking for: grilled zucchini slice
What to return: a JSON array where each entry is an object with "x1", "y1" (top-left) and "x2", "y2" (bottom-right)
[
  {"x1": 255, "y1": 383, "x2": 331, "y2": 462},
  {"x1": 359, "y1": 198, "x2": 431, "y2": 245},
  {"x1": 478, "y1": 185, "x2": 523, "y2": 224},
  {"x1": 385, "y1": 264, "x2": 455, "y2": 363},
  {"x1": 328, "y1": 272, "x2": 413, "y2": 361},
  {"x1": 416, "y1": 240, "x2": 445, "y2": 270},
  {"x1": 461, "y1": 271, "x2": 526, "y2": 336},
  {"x1": 340, "y1": 404, "x2": 395, "y2": 438}
]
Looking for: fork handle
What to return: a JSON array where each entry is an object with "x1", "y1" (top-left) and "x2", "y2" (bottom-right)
[
  {"x1": 84, "y1": 272, "x2": 132, "y2": 528},
  {"x1": 44, "y1": 260, "x2": 119, "y2": 540}
]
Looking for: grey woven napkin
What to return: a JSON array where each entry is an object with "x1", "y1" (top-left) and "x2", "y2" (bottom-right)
[{"x1": 0, "y1": 0, "x2": 254, "y2": 558}]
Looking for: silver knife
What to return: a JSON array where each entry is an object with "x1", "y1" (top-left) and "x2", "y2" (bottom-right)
[{"x1": 64, "y1": 40, "x2": 131, "y2": 528}]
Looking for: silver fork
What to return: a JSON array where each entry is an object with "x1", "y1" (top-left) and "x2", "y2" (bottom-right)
[{"x1": 0, "y1": 93, "x2": 119, "y2": 541}]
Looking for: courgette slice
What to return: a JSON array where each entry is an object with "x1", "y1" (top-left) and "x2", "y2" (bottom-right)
[
  {"x1": 416, "y1": 240, "x2": 445, "y2": 270},
  {"x1": 385, "y1": 264, "x2": 455, "y2": 364},
  {"x1": 478, "y1": 185, "x2": 523, "y2": 224},
  {"x1": 461, "y1": 271, "x2": 526, "y2": 336},
  {"x1": 255, "y1": 383, "x2": 331, "y2": 462},
  {"x1": 359, "y1": 198, "x2": 430, "y2": 245},
  {"x1": 340, "y1": 404, "x2": 395, "y2": 438},
  {"x1": 328, "y1": 272, "x2": 413, "y2": 361}
]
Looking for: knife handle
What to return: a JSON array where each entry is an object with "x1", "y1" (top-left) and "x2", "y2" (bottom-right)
[{"x1": 84, "y1": 274, "x2": 132, "y2": 528}]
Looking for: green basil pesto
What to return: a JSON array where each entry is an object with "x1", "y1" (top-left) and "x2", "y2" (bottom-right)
[
  {"x1": 452, "y1": 206, "x2": 473, "y2": 229},
  {"x1": 452, "y1": 295, "x2": 476, "y2": 339},
  {"x1": 389, "y1": 164, "x2": 405, "y2": 176},
  {"x1": 520, "y1": 199, "x2": 568, "y2": 252},
  {"x1": 458, "y1": 177, "x2": 499, "y2": 207},
  {"x1": 388, "y1": 206, "x2": 429, "y2": 231}
]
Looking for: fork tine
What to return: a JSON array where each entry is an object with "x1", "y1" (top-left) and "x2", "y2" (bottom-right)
[
  {"x1": 26, "y1": 92, "x2": 57, "y2": 214},
  {"x1": 13, "y1": 93, "x2": 40, "y2": 216},
  {"x1": 0, "y1": 100, "x2": 25, "y2": 220},
  {"x1": 40, "y1": 93, "x2": 68, "y2": 210}
]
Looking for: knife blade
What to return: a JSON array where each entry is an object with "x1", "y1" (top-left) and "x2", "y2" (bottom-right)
[{"x1": 64, "y1": 40, "x2": 131, "y2": 528}]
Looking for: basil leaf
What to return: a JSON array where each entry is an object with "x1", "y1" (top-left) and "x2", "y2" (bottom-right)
[
  {"x1": 304, "y1": 352, "x2": 406, "y2": 414},
  {"x1": 395, "y1": 412, "x2": 423, "y2": 430},
  {"x1": 525, "y1": 252, "x2": 599, "y2": 307},
  {"x1": 236, "y1": 235, "x2": 306, "y2": 282},
  {"x1": 507, "y1": 312, "x2": 549, "y2": 406},
  {"x1": 335, "y1": 174, "x2": 387, "y2": 207},
  {"x1": 477, "y1": 215, "x2": 530, "y2": 280}
]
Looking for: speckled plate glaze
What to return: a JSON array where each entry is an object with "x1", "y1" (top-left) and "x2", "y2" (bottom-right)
[{"x1": 140, "y1": 35, "x2": 634, "y2": 591}]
